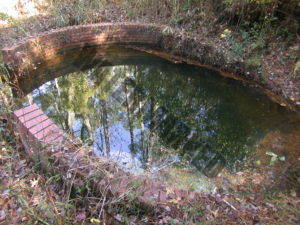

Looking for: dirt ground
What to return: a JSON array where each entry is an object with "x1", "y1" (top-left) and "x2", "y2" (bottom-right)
[{"x1": 1, "y1": 1, "x2": 300, "y2": 224}]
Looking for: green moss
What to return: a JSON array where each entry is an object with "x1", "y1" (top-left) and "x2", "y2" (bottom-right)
[{"x1": 246, "y1": 56, "x2": 262, "y2": 67}]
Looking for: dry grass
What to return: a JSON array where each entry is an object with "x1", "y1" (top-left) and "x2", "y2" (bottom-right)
[{"x1": 0, "y1": 1, "x2": 299, "y2": 224}]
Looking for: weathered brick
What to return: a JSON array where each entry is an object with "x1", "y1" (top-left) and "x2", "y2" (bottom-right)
[
  {"x1": 13, "y1": 104, "x2": 211, "y2": 214},
  {"x1": 158, "y1": 190, "x2": 167, "y2": 202},
  {"x1": 23, "y1": 115, "x2": 48, "y2": 129},
  {"x1": 18, "y1": 109, "x2": 44, "y2": 123},
  {"x1": 42, "y1": 130, "x2": 64, "y2": 143},
  {"x1": 28, "y1": 119, "x2": 54, "y2": 134},
  {"x1": 32, "y1": 123, "x2": 58, "y2": 140},
  {"x1": 1, "y1": 23, "x2": 164, "y2": 76},
  {"x1": 14, "y1": 104, "x2": 39, "y2": 117}
]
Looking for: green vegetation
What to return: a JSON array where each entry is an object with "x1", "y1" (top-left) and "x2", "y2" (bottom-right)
[
  {"x1": 47, "y1": 0, "x2": 107, "y2": 27},
  {"x1": 0, "y1": 0, "x2": 300, "y2": 224},
  {"x1": 27, "y1": 0, "x2": 299, "y2": 76},
  {"x1": 0, "y1": 1, "x2": 299, "y2": 77},
  {"x1": 0, "y1": 12, "x2": 27, "y2": 35}
]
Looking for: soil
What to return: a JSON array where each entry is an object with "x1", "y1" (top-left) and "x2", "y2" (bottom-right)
[{"x1": 1, "y1": 3, "x2": 300, "y2": 224}]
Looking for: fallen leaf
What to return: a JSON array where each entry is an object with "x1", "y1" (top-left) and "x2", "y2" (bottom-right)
[
  {"x1": 30, "y1": 178, "x2": 39, "y2": 188},
  {"x1": 0, "y1": 210, "x2": 6, "y2": 221},
  {"x1": 15, "y1": 160, "x2": 27, "y2": 171},
  {"x1": 169, "y1": 197, "x2": 180, "y2": 204},
  {"x1": 31, "y1": 196, "x2": 40, "y2": 206},
  {"x1": 90, "y1": 218, "x2": 101, "y2": 223},
  {"x1": 211, "y1": 209, "x2": 219, "y2": 218},
  {"x1": 107, "y1": 173, "x2": 114, "y2": 179},
  {"x1": 166, "y1": 187, "x2": 174, "y2": 195},
  {"x1": 76, "y1": 211, "x2": 86, "y2": 221},
  {"x1": 236, "y1": 172, "x2": 244, "y2": 176}
]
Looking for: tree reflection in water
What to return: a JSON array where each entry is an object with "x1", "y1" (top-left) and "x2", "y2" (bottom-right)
[{"x1": 26, "y1": 56, "x2": 300, "y2": 177}]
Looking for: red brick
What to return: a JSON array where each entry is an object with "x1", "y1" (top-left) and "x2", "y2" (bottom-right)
[
  {"x1": 158, "y1": 191, "x2": 167, "y2": 202},
  {"x1": 18, "y1": 109, "x2": 44, "y2": 123},
  {"x1": 24, "y1": 114, "x2": 48, "y2": 129},
  {"x1": 28, "y1": 118, "x2": 54, "y2": 134},
  {"x1": 32, "y1": 124, "x2": 59, "y2": 140},
  {"x1": 48, "y1": 135, "x2": 65, "y2": 145},
  {"x1": 43, "y1": 130, "x2": 64, "y2": 143},
  {"x1": 13, "y1": 104, "x2": 39, "y2": 117},
  {"x1": 12, "y1": 103, "x2": 204, "y2": 214}
]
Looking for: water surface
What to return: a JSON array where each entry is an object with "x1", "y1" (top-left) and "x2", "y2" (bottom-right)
[{"x1": 22, "y1": 47, "x2": 300, "y2": 193}]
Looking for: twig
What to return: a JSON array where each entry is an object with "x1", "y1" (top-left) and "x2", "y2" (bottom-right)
[{"x1": 222, "y1": 199, "x2": 237, "y2": 211}]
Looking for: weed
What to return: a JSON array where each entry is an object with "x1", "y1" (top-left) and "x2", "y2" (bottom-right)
[
  {"x1": 182, "y1": 204, "x2": 204, "y2": 224},
  {"x1": 129, "y1": 179, "x2": 142, "y2": 189},
  {"x1": 0, "y1": 1, "x2": 299, "y2": 224},
  {"x1": 246, "y1": 56, "x2": 262, "y2": 67},
  {"x1": 0, "y1": 12, "x2": 27, "y2": 35},
  {"x1": 294, "y1": 61, "x2": 300, "y2": 77},
  {"x1": 47, "y1": 0, "x2": 107, "y2": 27}
]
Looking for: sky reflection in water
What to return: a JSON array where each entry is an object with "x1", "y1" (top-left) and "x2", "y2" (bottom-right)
[{"x1": 24, "y1": 49, "x2": 300, "y2": 191}]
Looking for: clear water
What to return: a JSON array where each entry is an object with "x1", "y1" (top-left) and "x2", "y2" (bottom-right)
[{"x1": 22, "y1": 47, "x2": 300, "y2": 193}]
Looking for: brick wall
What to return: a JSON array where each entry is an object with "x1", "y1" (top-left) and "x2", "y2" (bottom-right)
[
  {"x1": 2, "y1": 22, "x2": 298, "y2": 111},
  {"x1": 2, "y1": 23, "x2": 164, "y2": 73}
]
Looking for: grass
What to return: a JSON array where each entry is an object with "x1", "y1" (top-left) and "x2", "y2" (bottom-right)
[
  {"x1": 0, "y1": 0, "x2": 300, "y2": 224},
  {"x1": 1, "y1": 88, "x2": 288, "y2": 224},
  {"x1": 0, "y1": 129, "x2": 157, "y2": 224},
  {"x1": 0, "y1": 140, "x2": 70, "y2": 224},
  {"x1": 47, "y1": 0, "x2": 108, "y2": 27},
  {"x1": 0, "y1": 63, "x2": 112, "y2": 224}
]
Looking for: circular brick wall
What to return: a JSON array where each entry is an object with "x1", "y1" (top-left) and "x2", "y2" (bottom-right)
[
  {"x1": 2, "y1": 23, "x2": 164, "y2": 73},
  {"x1": 1, "y1": 22, "x2": 299, "y2": 111}
]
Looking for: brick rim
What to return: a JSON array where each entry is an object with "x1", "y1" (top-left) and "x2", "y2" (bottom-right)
[{"x1": 2, "y1": 22, "x2": 299, "y2": 112}]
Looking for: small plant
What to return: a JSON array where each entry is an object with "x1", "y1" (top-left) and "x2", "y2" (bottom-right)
[
  {"x1": 47, "y1": 0, "x2": 106, "y2": 27},
  {"x1": 0, "y1": 12, "x2": 27, "y2": 35},
  {"x1": 182, "y1": 205, "x2": 204, "y2": 223},
  {"x1": 221, "y1": 29, "x2": 245, "y2": 58},
  {"x1": 294, "y1": 61, "x2": 300, "y2": 77},
  {"x1": 266, "y1": 151, "x2": 285, "y2": 166},
  {"x1": 246, "y1": 56, "x2": 262, "y2": 67}
]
